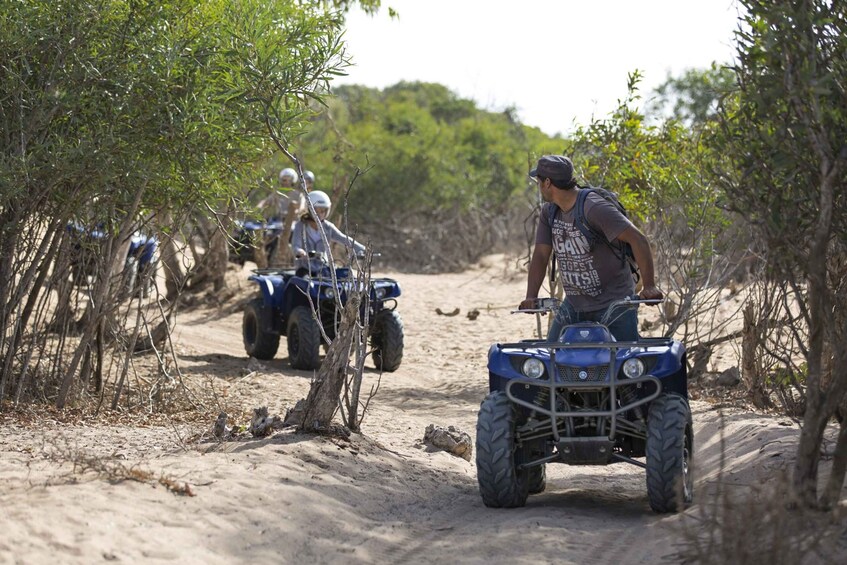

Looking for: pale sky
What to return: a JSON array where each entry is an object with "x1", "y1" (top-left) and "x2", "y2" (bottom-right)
[{"x1": 334, "y1": 0, "x2": 742, "y2": 136}]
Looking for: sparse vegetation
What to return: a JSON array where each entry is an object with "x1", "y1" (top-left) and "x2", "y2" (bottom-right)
[{"x1": 0, "y1": 1, "x2": 844, "y2": 547}]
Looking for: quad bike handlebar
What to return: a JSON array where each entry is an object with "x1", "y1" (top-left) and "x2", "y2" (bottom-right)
[
  {"x1": 304, "y1": 250, "x2": 381, "y2": 261},
  {"x1": 514, "y1": 296, "x2": 663, "y2": 321}
]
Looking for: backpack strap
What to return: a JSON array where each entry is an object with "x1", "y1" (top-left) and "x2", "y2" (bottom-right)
[
  {"x1": 575, "y1": 187, "x2": 631, "y2": 269},
  {"x1": 545, "y1": 203, "x2": 558, "y2": 288},
  {"x1": 573, "y1": 188, "x2": 602, "y2": 249},
  {"x1": 546, "y1": 201, "x2": 557, "y2": 228}
]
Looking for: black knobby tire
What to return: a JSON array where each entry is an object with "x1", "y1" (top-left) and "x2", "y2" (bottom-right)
[
  {"x1": 287, "y1": 305, "x2": 321, "y2": 370},
  {"x1": 646, "y1": 393, "x2": 694, "y2": 513},
  {"x1": 243, "y1": 298, "x2": 280, "y2": 360},
  {"x1": 475, "y1": 391, "x2": 530, "y2": 508},
  {"x1": 371, "y1": 310, "x2": 404, "y2": 372}
]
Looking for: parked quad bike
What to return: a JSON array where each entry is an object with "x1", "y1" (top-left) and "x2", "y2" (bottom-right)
[
  {"x1": 476, "y1": 297, "x2": 693, "y2": 513},
  {"x1": 242, "y1": 252, "x2": 404, "y2": 372},
  {"x1": 66, "y1": 222, "x2": 159, "y2": 299},
  {"x1": 228, "y1": 219, "x2": 285, "y2": 265}
]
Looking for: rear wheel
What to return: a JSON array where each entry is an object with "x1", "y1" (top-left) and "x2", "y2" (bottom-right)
[
  {"x1": 287, "y1": 305, "x2": 321, "y2": 370},
  {"x1": 243, "y1": 298, "x2": 280, "y2": 360},
  {"x1": 475, "y1": 391, "x2": 529, "y2": 508},
  {"x1": 646, "y1": 393, "x2": 694, "y2": 513},
  {"x1": 371, "y1": 310, "x2": 404, "y2": 372}
]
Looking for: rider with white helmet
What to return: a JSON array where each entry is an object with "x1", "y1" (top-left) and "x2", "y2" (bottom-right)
[
  {"x1": 279, "y1": 168, "x2": 299, "y2": 188},
  {"x1": 303, "y1": 170, "x2": 315, "y2": 190},
  {"x1": 291, "y1": 190, "x2": 366, "y2": 275},
  {"x1": 252, "y1": 166, "x2": 304, "y2": 267},
  {"x1": 305, "y1": 189, "x2": 331, "y2": 213},
  {"x1": 260, "y1": 167, "x2": 301, "y2": 221}
]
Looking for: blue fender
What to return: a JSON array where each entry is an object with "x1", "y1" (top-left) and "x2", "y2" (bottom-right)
[{"x1": 248, "y1": 274, "x2": 286, "y2": 308}]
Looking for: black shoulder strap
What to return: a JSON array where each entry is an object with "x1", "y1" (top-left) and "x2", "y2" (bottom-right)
[
  {"x1": 574, "y1": 188, "x2": 602, "y2": 243},
  {"x1": 544, "y1": 203, "x2": 558, "y2": 288},
  {"x1": 576, "y1": 187, "x2": 629, "y2": 265}
]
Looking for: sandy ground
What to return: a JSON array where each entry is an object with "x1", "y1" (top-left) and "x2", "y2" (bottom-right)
[{"x1": 0, "y1": 255, "x2": 845, "y2": 564}]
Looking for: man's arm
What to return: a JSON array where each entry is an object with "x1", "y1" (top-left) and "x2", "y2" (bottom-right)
[
  {"x1": 325, "y1": 222, "x2": 366, "y2": 254},
  {"x1": 616, "y1": 226, "x2": 663, "y2": 301},
  {"x1": 290, "y1": 221, "x2": 307, "y2": 257},
  {"x1": 520, "y1": 243, "x2": 553, "y2": 309}
]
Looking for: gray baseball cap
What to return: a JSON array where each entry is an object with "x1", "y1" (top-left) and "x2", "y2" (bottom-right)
[{"x1": 529, "y1": 155, "x2": 574, "y2": 182}]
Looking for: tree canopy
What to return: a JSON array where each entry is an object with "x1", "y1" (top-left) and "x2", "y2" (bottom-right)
[
  {"x1": 0, "y1": 0, "x2": 355, "y2": 407},
  {"x1": 712, "y1": 0, "x2": 847, "y2": 509},
  {"x1": 287, "y1": 81, "x2": 561, "y2": 224}
]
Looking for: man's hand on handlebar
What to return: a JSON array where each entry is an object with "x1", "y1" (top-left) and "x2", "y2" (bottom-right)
[
  {"x1": 638, "y1": 284, "x2": 664, "y2": 304},
  {"x1": 517, "y1": 297, "x2": 561, "y2": 313},
  {"x1": 519, "y1": 298, "x2": 539, "y2": 311}
]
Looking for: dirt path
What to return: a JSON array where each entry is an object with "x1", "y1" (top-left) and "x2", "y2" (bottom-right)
[{"x1": 0, "y1": 256, "x2": 841, "y2": 564}]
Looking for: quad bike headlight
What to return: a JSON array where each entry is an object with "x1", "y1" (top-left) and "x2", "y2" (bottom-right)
[
  {"x1": 324, "y1": 288, "x2": 336, "y2": 299},
  {"x1": 622, "y1": 358, "x2": 645, "y2": 379},
  {"x1": 374, "y1": 287, "x2": 387, "y2": 299},
  {"x1": 522, "y1": 358, "x2": 545, "y2": 379}
]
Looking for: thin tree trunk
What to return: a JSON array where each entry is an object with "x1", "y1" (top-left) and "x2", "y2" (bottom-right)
[
  {"x1": 820, "y1": 410, "x2": 847, "y2": 509},
  {"x1": 112, "y1": 302, "x2": 145, "y2": 410},
  {"x1": 2, "y1": 216, "x2": 64, "y2": 398},
  {"x1": 272, "y1": 199, "x2": 300, "y2": 268},
  {"x1": 56, "y1": 193, "x2": 141, "y2": 408},
  {"x1": 298, "y1": 291, "x2": 361, "y2": 429},
  {"x1": 161, "y1": 236, "x2": 186, "y2": 302},
  {"x1": 208, "y1": 228, "x2": 228, "y2": 291},
  {"x1": 793, "y1": 388, "x2": 829, "y2": 506},
  {"x1": 95, "y1": 318, "x2": 104, "y2": 393},
  {"x1": 0, "y1": 208, "x2": 21, "y2": 331},
  {"x1": 56, "y1": 232, "x2": 130, "y2": 408},
  {"x1": 792, "y1": 165, "x2": 836, "y2": 506}
]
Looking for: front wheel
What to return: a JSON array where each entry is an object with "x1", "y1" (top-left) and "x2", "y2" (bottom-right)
[
  {"x1": 475, "y1": 391, "x2": 529, "y2": 508},
  {"x1": 371, "y1": 310, "x2": 404, "y2": 372},
  {"x1": 287, "y1": 305, "x2": 321, "y2": 370},
  {"x1": 243, "y1": 298, "x2": 280, "y2": 360},
  {"x1": 646, "y1": 393, "x2": 694, "y2": 513}
]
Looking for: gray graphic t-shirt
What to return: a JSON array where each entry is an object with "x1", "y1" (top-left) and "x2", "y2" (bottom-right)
[{"x1": 536, "y1": 191, "x2": 636, "y2": 312}]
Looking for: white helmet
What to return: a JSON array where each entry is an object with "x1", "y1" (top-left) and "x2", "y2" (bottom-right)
[
  {"x1": 308, "y1": 190, "x2": 331, "y2": 212},
  {"x1": 279, "y1": 167, "x2": 298, "y2": 186},
  {"x1": 303, "y1": 170, "x2": 315, "y2": 186}
]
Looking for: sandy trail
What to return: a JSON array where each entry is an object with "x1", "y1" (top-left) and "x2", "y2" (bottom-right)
[{"x1": 0, "y1": 255, "x2": 841, "y2": 564}]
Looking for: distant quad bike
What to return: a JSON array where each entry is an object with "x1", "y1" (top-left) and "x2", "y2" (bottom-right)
[
  {"x1": 242, "y1": 253, "x2": 404, "y2": 372},
  {"x1": 476, "y1": 297, "x2": 693, "y2": 513},
  {"x1": 66, "y1": 222, "x2": 159, "y2": 298},
  {"x1": 228, "y1": 219, "x2": 285, "y2": 265}
]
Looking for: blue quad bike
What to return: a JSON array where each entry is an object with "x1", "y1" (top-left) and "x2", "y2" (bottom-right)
[
  {"x1": 242, "y1": 255, "x2": 404, "y2": 372},
  {"x1": 228, "y1": 219, "x2": 284, "y2": 265},
  {"x1": 66, "y1": 222, "x2": 159, "y2": 298},
  {"x1": 476, "y1": 297, "x2": 693, "y2": 513}
]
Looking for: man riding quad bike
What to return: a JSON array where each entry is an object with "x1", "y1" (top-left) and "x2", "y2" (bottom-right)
[
  {"x1": 476, "y1": 297, "x2": 693, "y2": 513},
  {"x1": 242, "y1": 250, "x2": 404, "y2": 372},
  {"x1": 229, "y1": 167, "x2": 303, "y2": 266},
  {"x1": 228, "y1": 219, "x2": 285, "y2": 266}
]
